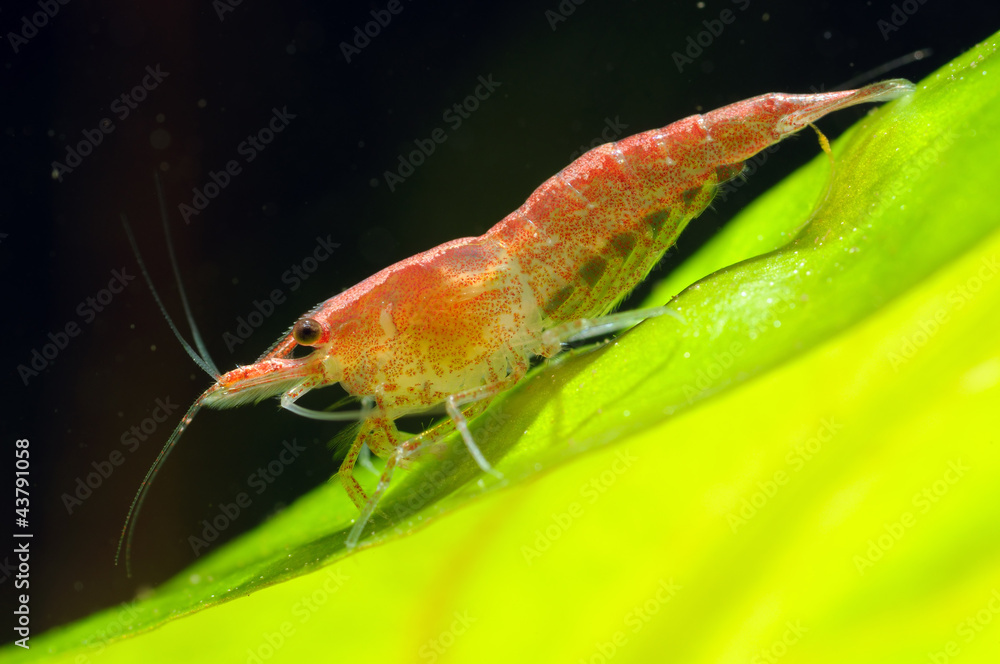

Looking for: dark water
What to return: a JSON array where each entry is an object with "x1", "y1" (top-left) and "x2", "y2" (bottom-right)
[{"x1": 1, "y1": 0, "x2": 995, "y2": 635}]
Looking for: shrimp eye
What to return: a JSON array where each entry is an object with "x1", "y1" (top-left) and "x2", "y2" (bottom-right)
[{"x1": 292, "y1": 318, "x2": 324, "y2": 346}]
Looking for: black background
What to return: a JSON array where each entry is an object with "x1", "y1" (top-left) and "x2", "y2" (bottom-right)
[{"x1": 2, "y1": 0, "x2": 996, "y2": 637}]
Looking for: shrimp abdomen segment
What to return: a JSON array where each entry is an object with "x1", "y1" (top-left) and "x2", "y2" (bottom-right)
[
  {"x1": 484, "y1": 79, "x2": 914, "y2": 326},
  {"x1": 486, "y1": 130, "x2": 736, "y2": 323},
  {"x1": 689, "y1": 78, "x2": 915, "y2": 163}
]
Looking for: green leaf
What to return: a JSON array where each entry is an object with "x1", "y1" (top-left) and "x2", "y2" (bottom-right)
[{"x1": 16, "y1": 31, "x2": 1000, "y2": 664}]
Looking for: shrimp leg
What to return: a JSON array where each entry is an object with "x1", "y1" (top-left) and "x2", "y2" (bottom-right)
[
  {"x1": 337, "y1": 398, "x2": 403, "y2": 508},
  {"x1": 338, "y1": 435, "x2": 370, "y2": 510},
  {"x1": 345, "y1": 415, "x2": 452, "y2": 549},
  {"x1": 396, "y1": 353, "x2": 530, "y2": 477},
  {"x1": 447, "y1": 401, "x2": 506, "y2": 477},
  {"x1": 539, "y1": 305, "x2": 685, "y2": 356},
  {"x1": 347, "y1": 307, "x2": 674, "y2": 546},
  {"x1": 346, "y1": 356, "x2": 528, "y2": 547}
]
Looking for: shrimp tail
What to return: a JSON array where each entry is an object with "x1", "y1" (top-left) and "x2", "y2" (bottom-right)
[
  {"x1": 773, "y1": 78, "x2": 915, "y2": 135},
  {"x1": 702, "y1": 78, "x2": 916, "y2": 162}
]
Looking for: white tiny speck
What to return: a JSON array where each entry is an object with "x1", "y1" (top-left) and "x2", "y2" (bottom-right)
[
  {"x1": 683, "y1": 351, "x2": 690, "y2": 358},
  {"x1": 773, "y1": 320, "x2": 781, "y2": 328},
  {"x1": 623, "y1": 410, "x2": 631, "y2": 417},
  {"x1": 740, "y1": 291, "x2": 747, "y2": 297}
]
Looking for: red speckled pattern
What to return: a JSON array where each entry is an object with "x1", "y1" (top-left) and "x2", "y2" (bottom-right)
[{"x1": 197, "y1": 80, "x2": 912, "y2": 503}]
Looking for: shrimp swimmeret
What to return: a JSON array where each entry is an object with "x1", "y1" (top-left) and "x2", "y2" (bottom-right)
[{"x1": 118, "y1": 78, "x2": 914, "y2": 571}]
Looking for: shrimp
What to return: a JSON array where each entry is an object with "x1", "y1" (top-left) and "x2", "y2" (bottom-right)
[{"x1": 118, "y1": 78, "x2": 913, "y2": 571}]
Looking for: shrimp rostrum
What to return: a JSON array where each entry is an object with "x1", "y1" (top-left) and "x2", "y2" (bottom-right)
[{"x1": 119, "y1": 79, "x2": 913, "y2": 566}]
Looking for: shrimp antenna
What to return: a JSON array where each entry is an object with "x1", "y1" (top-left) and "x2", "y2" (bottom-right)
[
  {"x1": 117, "y1": 173, "x2": 222, "y2": 575},
  {"x1": 115, "y1": 398, "x2": 204, "y2": 577},
  {"x1": 153, "y1": 172, "x2": 221, "y2": 377},
  {"x1": 833, "y1": 48, "x2": 932, "y2": 91},
  {"x1": 119, "y1": 173, "x2": 220, "y2": 378}
]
